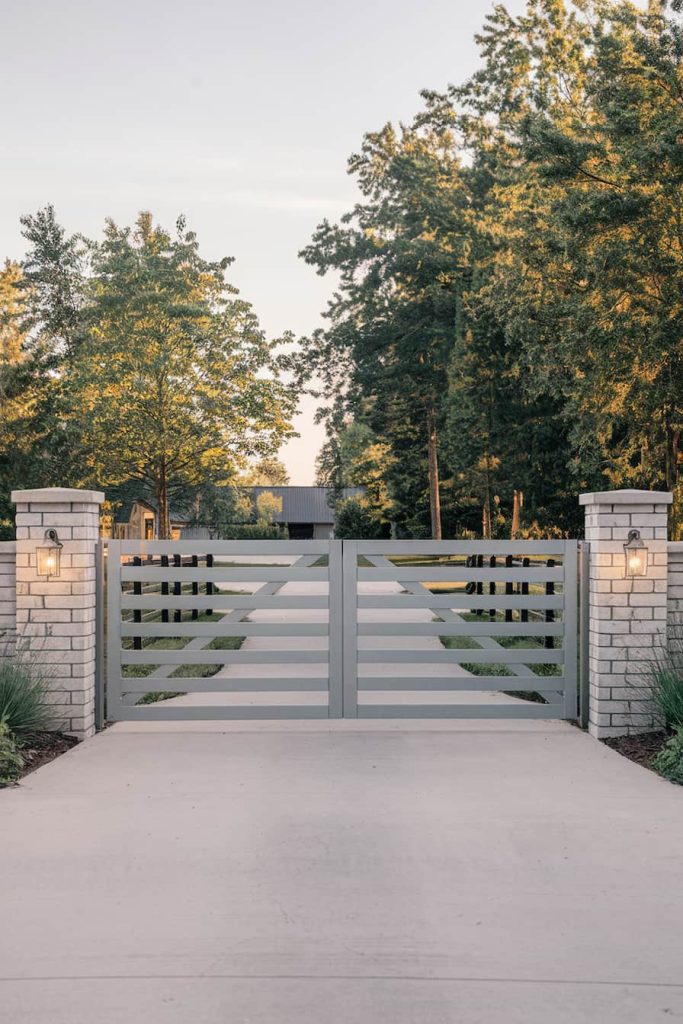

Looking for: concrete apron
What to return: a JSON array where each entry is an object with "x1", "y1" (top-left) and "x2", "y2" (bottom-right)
[{"x1": 2, "y1": 720, "x2": 683, "y2": 1024}]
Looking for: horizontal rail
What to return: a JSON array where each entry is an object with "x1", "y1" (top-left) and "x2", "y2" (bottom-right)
[
  {"x1": 120, "y1": 567, "x2": 329, "y2": 582},
  {"x1": 118, "y1": 677, "x2": 329, "y2": 693},
  {"x1": 356, "y1": 676, "x2": 564, "y2": 692},
  {"x1": 121, "y1": 595, "x2": 330, "y2": 610},
  {"x1": 120, "y1": 649, "x2": 329, "y2": 665},
  {"x1": 356, "y1": 703, "x2": 566, "y2": 719},
  {"x1": 356, "y1": 594, "x2": 565, "y2": 610},
  {"x1": 354, "y1": 540, "x2": 572, "y2": 555},
  {"x1": 357, "y1": 622, "x2": 564, "y2": 637},
  {"x1": 112, "y1": 705, "x2": 331, "y2": 721},
  {"x1": 120, "y1": 622, "x2": 329, "y2": 637},
  {"x1": 357, "y1": 648, "x2": 563, "y2": 664},
  {"x1": 113, "y1": 541, "x2": 332, "y2": 556},
  {"x1": 356, "y1": 568, "x2": 564, "y2": 583}
]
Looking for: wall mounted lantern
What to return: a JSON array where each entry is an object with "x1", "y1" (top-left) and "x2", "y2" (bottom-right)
[
  {"x1": 36, "y1": 529, "x2": 63, "y2": 579},
  {"x1": 624, "y1": 529, "x2": 648, "y2": 578}
]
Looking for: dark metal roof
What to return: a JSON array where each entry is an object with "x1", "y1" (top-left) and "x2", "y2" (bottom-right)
[{"x1": 250, "y1": 487, "x2": 364, "y2": 524}]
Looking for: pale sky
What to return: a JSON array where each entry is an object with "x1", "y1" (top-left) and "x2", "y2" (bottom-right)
[{"x1": 1, "y1": 0, "x2": 527, "y2": 483}]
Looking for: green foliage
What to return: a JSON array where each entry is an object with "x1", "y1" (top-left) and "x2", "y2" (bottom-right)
[
  {"x1": 653, "y1": 727, "x2": 683, "y2": 786},
  {"x1": 0, "y1": 720, "x2": 24, "y2": 785},
  {"x1": 255, "y1": 490, "x2": 283, "y2": 525},
  {"x1": 334, "y1": 496, "x2": 389, "y2": 539},
  {"x1": 303, "y1": 0, "x2": 682, "y2": 539},
  {"x1": 0, "y1": 209, "x2": 295, "y2": 539},
  {"x1": 0, "y1": 654, "x2": 52, "y2": 737},
  {"x1": 649, "y1": 641, "x2": 683, "y2": 728},
  {"x1": 218, "y1": 523, "x2": 288, "y2": 540}
]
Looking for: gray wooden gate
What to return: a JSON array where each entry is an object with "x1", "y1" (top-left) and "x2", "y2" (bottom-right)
[{"x1": 102, "y1": 538, "x2": 579, "y2": 723}]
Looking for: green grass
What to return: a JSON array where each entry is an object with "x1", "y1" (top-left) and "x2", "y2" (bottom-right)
[{"x1": 440, "y1": 610, "x2": 561, "y2": 703}]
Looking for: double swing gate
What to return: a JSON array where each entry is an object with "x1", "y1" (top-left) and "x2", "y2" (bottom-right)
[{"x1": 102, "y1": 539, "x2": 581, "y2": 723}]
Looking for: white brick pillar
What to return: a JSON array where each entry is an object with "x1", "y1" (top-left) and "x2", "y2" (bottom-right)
[
  {"x1": 12, "y1": 487, "x2": 104, "y2": 740},
  {"x1": 580, "y1": 488, "x2": 672, "y2": 739}
]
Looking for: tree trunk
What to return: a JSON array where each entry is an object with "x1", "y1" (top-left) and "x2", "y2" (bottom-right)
[
  {"x1": 427, "y1": 408, "x2": 442, "y2": 540},
  {"x1": 511, "y1": 489, "x2": 523, "y2": 539},
  {"x1": 156, "y1": 461, "x2": 171, "y2": 540}
]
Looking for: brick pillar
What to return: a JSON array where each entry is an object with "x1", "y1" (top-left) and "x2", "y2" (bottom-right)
[
  {"x1": 580, "y1": 488, "x2": 672, "y2": 739},
  {"x1": 12, "y1": 487, "x2": 104, "y2": 740}
]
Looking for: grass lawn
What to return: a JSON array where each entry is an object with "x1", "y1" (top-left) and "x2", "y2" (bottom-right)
[{"x1": 440, "y1": 610, "x2": 562, "y2": 703}]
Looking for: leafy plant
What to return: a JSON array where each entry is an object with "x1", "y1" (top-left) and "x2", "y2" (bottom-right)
[
  {"x1": 653, "y1": 728, "x2": 683, "y2": 786},
  {"x1": 0, "y1": 719, "x2": 24, "y2": 785},
  {"x1": 649, "y1": 639, "x2": 683, "y2": 729},
  {"x1": 0, "y1": 653, "x2": 53, "y2": 737}
]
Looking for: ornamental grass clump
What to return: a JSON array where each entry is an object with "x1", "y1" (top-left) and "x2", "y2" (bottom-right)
[
  {"x1": 649, "y1": 632, "x2": 683, "y2": 730},
  {"x1": 0, "y1": 651, "x2": 53, "y2": 738}
]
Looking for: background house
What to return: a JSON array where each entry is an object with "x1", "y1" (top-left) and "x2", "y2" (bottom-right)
[{"x1": 113, "y1": 487, "x2": 364, "y2": 540}]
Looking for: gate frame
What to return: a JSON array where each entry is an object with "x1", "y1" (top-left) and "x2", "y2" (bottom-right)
[{"x1": 98, "y1": 537, "x2": 582, "y2": 725}]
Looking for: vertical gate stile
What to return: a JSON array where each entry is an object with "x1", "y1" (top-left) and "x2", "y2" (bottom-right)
[
  {"x1": 107, "y1": 541, "x2": 122, "y2": 721},
  {"x1": 95, "y1": 540, "x2": 106, "y2": 730},
  {"x1": 342, "y1": 540, "x2": 358, "y2": 718},
  {"x1": 563, "y1": 540, "x2": 579, "y2": 721},
  {"x1": 328, "y1": 540, "x2": 343, "y2": 718}
]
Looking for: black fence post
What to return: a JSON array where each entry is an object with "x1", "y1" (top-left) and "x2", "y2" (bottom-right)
[
  {"x1": 133, "y1": 556, "x2": 142, "y2": 650},
  {"x1": 191, "y1": 554, "x2": 199, "y2": 620},
  {"x1": 545, "y1": 558, "x2": 556, "y2": 649},
  {"x1": 161, "y1": 554, "x2": 169, "y2": 623},
  {"x1": 173, "y1": 553, "x2": 182, "y2": 623},
  {"x1": 505, "y1": 554, "x2": 513, "y2": 623},
  {"x1": 521, "y1": 557, "x2": 530, "y2": 624},
  {"x1": 489, "y1": 555, "x2": 496, "y2": 620},
  {"x1": 476, "y1": 554, "x2": 484, "y2": 616},
  {"x1": 206, "y1": 553, "x2": 214, "y2": 617}
]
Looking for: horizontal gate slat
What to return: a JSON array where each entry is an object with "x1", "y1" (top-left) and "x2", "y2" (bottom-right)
[
  {"x1": 117, "y1": 541, "x2": 331, "y2": 555},
  {"x1": 121, "y1": 622, "x2": 329, "y2": 637},
  {"x1": 121, "y1": 595, "x2": 329, "y2": 610},
  {"x1": 356, "y1": 594, "x2": 565, "y2": 610},
  {"x1": 357, "y1": 622, "x2": 564, "y2": 637},
  {"x1": 356, "y1": 676, "x2": 565, "y2": 692},
  {"x1": 357, "y1": 648, "x2": 564, "y2": 665},
  {"x1": 120, "y1": 649, "x2": 329, "y2": 665},
  {"x1": 118, "y1": 677, "x2": 329, "y2": 693},
  {"x1": 357, "y1": 703, "x2": 566, "y2": 719},
  {"x1": 356, "y1": 568, "x2": 564, "y2": 583},
  {"x1": 354, "y1": 540, "x2": 569, "y2": 555},
  {"x1": 120, "y1": 567, "x2": 328, "y2": 582},
  {"x1": 113, "y1": 705, "x2": 331, "y2": 721}
]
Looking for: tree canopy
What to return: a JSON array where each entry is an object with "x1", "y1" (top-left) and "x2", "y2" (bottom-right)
[{"x1": 301, "y1": 0, "x2": 683, "y2": 538}]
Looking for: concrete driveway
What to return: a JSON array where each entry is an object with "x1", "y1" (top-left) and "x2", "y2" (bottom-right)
[{"x1": 2, "y1": 719, "x2": 683, "y2": 1023}]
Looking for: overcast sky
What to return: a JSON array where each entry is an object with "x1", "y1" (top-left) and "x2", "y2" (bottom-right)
[{"x1": 1, "y1": 0, "x2": 528, "y2": 483}]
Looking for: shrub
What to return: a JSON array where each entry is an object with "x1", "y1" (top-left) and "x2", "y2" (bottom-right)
[
  {"x1": 0, "y1": 653, "x2": 53, "y2": 737},
  {"x1": 218, "y1": 523, "x2": 288, "y2": 541},
  {"x1": 0, "y1": 720, "x2": 24, "y2": 785},
  {"x1": 334, "y1": 497, "x2": 388, "y2": 539},
  {"x1": 653, "y1": 727, "x2": 683, "y2": 786},
  {"x1": 649, "y1": 635, "x2": 683, "y2": 729}
]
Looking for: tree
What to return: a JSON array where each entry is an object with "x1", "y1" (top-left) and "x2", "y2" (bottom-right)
[
  {"x1": 65, "y1": 213, "x2": 296, "y2": 538},
  {"x1": 240, "y1": 457, "x2": 290, "y2": 486},
  {"x1": 300, "y1": 121, "x2": 471, "y2": 539},
  {"x1": 255, "y1": 490, "x2": 283, "y2": 524},
  {"x1": 334, "y1": 496, "x2": 388, "y2": 539}
]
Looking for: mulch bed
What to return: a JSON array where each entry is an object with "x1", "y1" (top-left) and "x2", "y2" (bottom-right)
[
  {"x1": 16, "y1": 731, "x2": 79, "y2": 781},
  {"x1": 603, "y1": 731, "x2": 668, "y2": 771}
]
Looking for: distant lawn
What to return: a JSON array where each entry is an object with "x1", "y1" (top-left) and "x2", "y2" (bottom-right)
[{"x1": 440, "y1": 610, "x2": 562, "y2": 703}]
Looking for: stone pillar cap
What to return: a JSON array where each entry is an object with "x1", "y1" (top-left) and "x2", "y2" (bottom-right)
[
  {"x1": 579, "y1": 488, "x2": 673, "y2": 507},
  {"x1": 11, "y1": 487, "x2": 105, "y2": 505}
]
